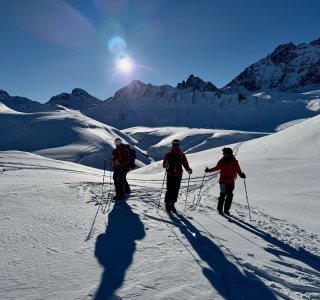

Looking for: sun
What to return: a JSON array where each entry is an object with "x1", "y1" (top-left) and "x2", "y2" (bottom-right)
[{"x1": 117, "y1": 56, "x2": 133, "y2": 73}]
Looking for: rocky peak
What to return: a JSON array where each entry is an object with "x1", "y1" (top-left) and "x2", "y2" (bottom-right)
[
  {"x1": 0, "y1": 89, "x2": 10, "y2": 100},
  {"x1": 114, "y1": 80, "x2": 148, "y2": 99},
  {"x1": 226, "y1": 37, "x2": 320, "y2": 92},
  {"x1": 310, "y1": 37, "x2": 320, "y2": 46},
  {"x1": 71, "y1": 88, "x2": 90, "y2": 97},
  {"x1": 47, "y1": 89, "x2": 102, "y2": 110},
  {"x1": 269, "y1": 42, "x2": 298, "y2": 65},
  {"x1": 177, "y1": 75, "x2": 218, "y2": 92}
]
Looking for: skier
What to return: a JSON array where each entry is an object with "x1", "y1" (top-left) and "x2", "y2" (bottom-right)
[
  {"x1": 163, "y1": 139, "x2": 192, "y2": 213},
  {"x1": 111, "y1": 138, "x2": 129, "y2": 200},
  {"x1": 123, "y1": 144, "x2": 136, "y2": 194},
  {"x1": 205, "y1": 147, "x2": 246, "y2": 215}
]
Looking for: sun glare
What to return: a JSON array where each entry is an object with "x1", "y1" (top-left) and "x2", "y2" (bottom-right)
[{"x1": 117, "y1": 56, "x2": 133, "y2": 73}]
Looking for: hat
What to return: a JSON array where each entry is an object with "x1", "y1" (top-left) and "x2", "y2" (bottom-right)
[
  {"x1": 222, "y1": 147, "x2": 233, "y2": 154},
  {"x1": 114, "y1": 138, "x2": 122, "y2": 146},
  {"x1": 172, "y1": 139, "x2": 181, "y2": 146}
]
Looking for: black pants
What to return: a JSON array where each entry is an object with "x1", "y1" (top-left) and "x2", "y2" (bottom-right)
[
  {"x1": 217, "y1": 184, "x2": 234, "y2": 212},
  {"x1": 113, "y1": 169, "x2": 126, "y2": 198},
  {"x1": 165, "y1": 176, "x2": 182, "y2": 205}
]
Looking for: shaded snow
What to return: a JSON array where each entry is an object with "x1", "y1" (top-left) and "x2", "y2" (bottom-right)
[{"x1": 0, "y1": 106, "x2": 150, "y2": 169}]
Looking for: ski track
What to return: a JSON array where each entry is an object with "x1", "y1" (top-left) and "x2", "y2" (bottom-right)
[{"x1": 78, "y1": 179, "x2": 320, "y2": 300}]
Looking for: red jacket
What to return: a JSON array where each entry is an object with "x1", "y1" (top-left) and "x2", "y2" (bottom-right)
[
  {"x1": 163, "y1": 148, "x2": 191, "y2": 177},
  {"x1": 112, "y1": 145, "x2": 129, "y2": 170},
  {"x1": 207, "y1": 157, "x2": 243, "y2": 185}
]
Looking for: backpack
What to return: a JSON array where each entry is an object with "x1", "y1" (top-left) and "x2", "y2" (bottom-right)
[
  {"x1": 167, "y1": 152, "x2": 183, "y2": 173},
  {"x1": 128, "y1": 148, "x2": 136, "y2": 169}
]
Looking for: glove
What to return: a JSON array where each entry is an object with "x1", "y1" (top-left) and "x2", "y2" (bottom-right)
[
  {"x1": 187, "y1": 169, "x2": 193, "y2": 175},
  {"x1": 164, "y1": 164, "x2": 169, "y2": 170},
  {"x1": 240, "y1": 173, "x2": 246, "y2": 179},
  {"x1": 205, "y1": 167, "x2": 210, "y2": 173}
]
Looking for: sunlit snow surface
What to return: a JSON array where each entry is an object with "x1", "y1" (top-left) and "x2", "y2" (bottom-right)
[{"x1": 1, "y1": 115, "x2": 319, "y2": 299}]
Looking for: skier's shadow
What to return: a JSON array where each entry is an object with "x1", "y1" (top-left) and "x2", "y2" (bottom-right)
[
  {"x1": 225, "y1": 216, "x2": 320, "y2": 272},
  {"x1": 169, "y1": 214, "x2": 276, "y2": 299},
  {"x1": 94, "y1": 201, "x2": 145, "y2": 300}
]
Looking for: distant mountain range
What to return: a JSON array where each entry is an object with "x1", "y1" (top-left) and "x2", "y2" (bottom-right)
[{"x1": 1, "y1": 37, "x2": 320, "y2": 131}]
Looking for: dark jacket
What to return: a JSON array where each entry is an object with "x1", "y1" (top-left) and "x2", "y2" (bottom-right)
[
  {"x1": 112, "y1": 145, "x2": 129, "y2": 170},
  {"x1": 163, "y1": 148, "x2": 191, "y2": 177}
]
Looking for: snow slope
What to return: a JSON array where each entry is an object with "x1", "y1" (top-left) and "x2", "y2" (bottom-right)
[
  {"x1": 1, "y1": 116, "x2": 319, "y2": 299},
  {"x1": 133, "y1": 114, "x2": 320, "y2": 234},
  {"x1": 0, "y1": 103, "x2": 269, "y2": 168},
  {"x1": 1, "y1": 147, "x2": 319, "y2": 299},
  {"x1": 123, "y1": 126, "x2": 268, "y2": 161},
  {"x1": 0, "y1": 104, "x2": 150, "y2": 169}
]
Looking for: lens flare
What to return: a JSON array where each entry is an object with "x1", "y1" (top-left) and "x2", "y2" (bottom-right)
[
  {"x1": 116, "y1": 55, "x2": 133, "y2": 73},
  {"x1": 108, "y1": 36, "x2": 126, "y2": 56}
]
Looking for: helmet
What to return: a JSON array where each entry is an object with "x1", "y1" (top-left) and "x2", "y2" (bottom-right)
[
  {"x1": 114, "y1": 138, "x2": 122, "y2": 146},
  {"x1": 222, "y1": 147, "x2": 233, "y2": 154},
  {"x1": 172, "y1": 139, "x2": 180, "y2": 147}
]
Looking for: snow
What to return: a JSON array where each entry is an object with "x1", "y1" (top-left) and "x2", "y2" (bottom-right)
[
  {"x1": 84, "y1": 79, "x2": 320, "y2": 131},
  {"x1": 0, "y1": 106, "x2": 151, "y2": 170},
  {"x1": 123, "y1": 126, "x2": 268, "y2": 161},
  {"x1": 2, "y1": 36, "x2": 320, "y2": 300},
  {"x1": 306, "y1": 99, "x2": 320, "y2": 111},
  {"x1": 1, "y1": 114, "x2": 320, "y2": 299}
]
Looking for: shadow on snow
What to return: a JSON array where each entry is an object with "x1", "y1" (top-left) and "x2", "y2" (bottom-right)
[
  {"x1": 225, "y1": 215, "x2": 320, "y2": 273},
  {"x1": 169, "y1": 213, "x2": 277, "y2": 299},
  {"x1": 94, "y1": 201, "x2": 145, "y2": 300}
]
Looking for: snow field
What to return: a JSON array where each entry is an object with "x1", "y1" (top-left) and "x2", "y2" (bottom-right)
[{"x1": 1, "y1": 115, "x2": 320, "y2": 299}]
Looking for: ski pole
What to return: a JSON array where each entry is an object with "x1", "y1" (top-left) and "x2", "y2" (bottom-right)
[
  {"x1": 100, "y1": 160, "x2": 108, "y2": 213},
  {"x1": 86, "y1": 160, "x2": 107, "y2": 240},
  {"x1": 103, "y1": 164, "x2": 114, "y2": 214},
  {"x1": 243, "y1": 178, "x2": 252, "y2": 221},
  {"x1": 184, "y1": 173, "x2": 191, "y2": 211},
  {"x1": 194, "y1": 170, "x2": 207, "y2": 210},
  {"x1": 157, "y1": 171, "x2": 167, "y2": 211}
]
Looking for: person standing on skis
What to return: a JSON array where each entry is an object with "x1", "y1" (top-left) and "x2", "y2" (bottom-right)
[
  {"x1": 205, "y1": 147, "x2": 246, "y2": 215},
  {"x1": 111, "y1": 138, "x2": 129, "y2": 200},
  {"x1": 163, "y1": 139, "x2": 192, "y2": 213}
]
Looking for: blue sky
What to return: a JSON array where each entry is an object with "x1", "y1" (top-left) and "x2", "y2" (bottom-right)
[{"x1": 1, "y1": 0, "x2": 320, "y2": 103}]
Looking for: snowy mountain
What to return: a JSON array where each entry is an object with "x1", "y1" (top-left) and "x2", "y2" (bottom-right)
[
  {"x1": 0, "y1": 104, "x2": 150, "y2": 169},
  {"x1": 176, "y1": 74, "x2": 218, "y2": 92},
  {"x1": 1, "y1": 115, "x2": 319, "y2": 299},
  {"x1": 226, "y1": 38, "x2": 320, "y2": 92},
  {"x1": 47, "y1": 88, "x2": 103, "y2": 111},
  {"x1": 86, "y1": 79, "x2": 318, "y2": 131},
  {"x1": 2, "y1": 38, "x2": 320, "y2": 130},
  {"x1": 0, "y1": 89, "x2": 49, "y2": 112}
]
